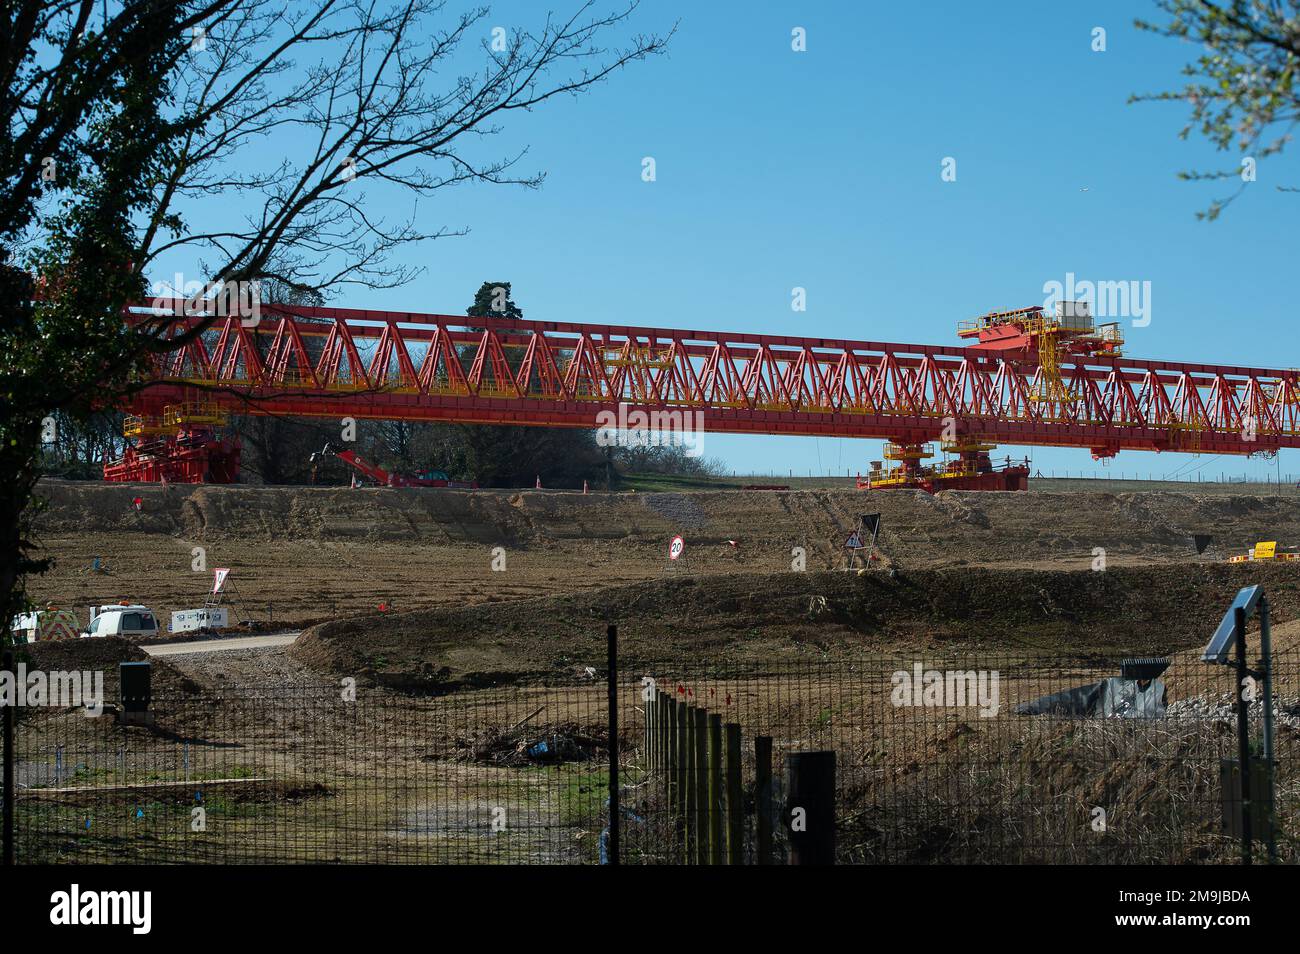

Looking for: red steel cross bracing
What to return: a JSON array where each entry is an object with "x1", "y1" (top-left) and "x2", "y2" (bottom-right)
[{"x1": 133, "y1": 303, "x2": 1300, "y2": 457}]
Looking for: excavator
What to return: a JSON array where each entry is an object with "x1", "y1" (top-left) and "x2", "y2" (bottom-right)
[{"x1": 309, "y1": 443, "x2": 477, "y2": 489}]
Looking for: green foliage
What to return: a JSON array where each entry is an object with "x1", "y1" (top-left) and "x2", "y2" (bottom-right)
[
  {"x1": 1133, "y1": 0, "x2": 1300, "y2": 219},
  {"x1": 467, "y1": 281, "x2": 524, "y2": 321},
  {"x1": 455, "y1": 281, "x2": 604, "y2": 487},
  {"x1": 0, "y1": 1, "x2": 670, "y2": 639},
  {"x1": 1, "y1": 2, "x2": 193, "y2": 638}
]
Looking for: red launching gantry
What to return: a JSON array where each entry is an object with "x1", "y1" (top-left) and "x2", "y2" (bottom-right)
[{"x1": 104, "y1": 298, "x2": 1300, "y2": 490}]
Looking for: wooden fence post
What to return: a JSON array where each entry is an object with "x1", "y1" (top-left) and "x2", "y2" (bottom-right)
[
  {"x1": 755, "y1": 735, "x2": 773, "y2": 866},
  {"x1": 708, "y1": 713, "x2": 724, "y2": 865},
  {"x1": 663, "y1": 697, "x2": 674, "y2": 797},
  {"x1": 644, "y1": 683, "x2": 654, "y2": 772},
  {"x1": 726, "y1": 722, "x2": 743, "y2": 865},
  {"x1": 661, "y1": 695, "x2": 671, "y2": 776},
  {"x1": 681, "y1": 696, "x2": 691, "y2": 857},
  {"x1": 694, "y1": 708, "x2": 708, "y2": 865},
  {"x1": 655, "y1": 692, "x2": 664, "y2": 772},
  {"x1": 684, "y1": 706, "x2": 698, "y2": 861},
  {"x1": 662, "y1": 696, "x2": 671, "y2": 775}
]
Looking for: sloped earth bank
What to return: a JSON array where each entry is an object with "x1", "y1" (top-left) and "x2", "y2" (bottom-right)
[
  {"x1": 28, "y1": 479, "x2": 1300, "y2": 629},
  {"x1": 23, "y1": 480, "x2": 1300, "y2": 865},
  {"x1": 288, "y1": 562, "x2": 1300, "y2": 688}
]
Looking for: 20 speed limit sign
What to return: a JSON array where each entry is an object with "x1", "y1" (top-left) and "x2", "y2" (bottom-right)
[{"x1": 668, "y1": 535, "x2": 685, "y2": 561}]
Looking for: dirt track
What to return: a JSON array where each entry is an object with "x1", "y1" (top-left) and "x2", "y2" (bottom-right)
[{"x1": 29, "y1": 479, "x2": 1300, "y2": 633}]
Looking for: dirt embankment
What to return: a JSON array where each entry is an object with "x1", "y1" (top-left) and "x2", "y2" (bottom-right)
[
  {"x1": 288, "y1": 562, "x2": 1300, "y2": 688},
  {"x1": 13, "y1": 637, "x2": 200, "y2": 696},
  {"x1": 28, "y1": 479, "x2": 1300, "y2": 629},
  {"x1": 35, "y1": 479, "x2": 1300, "y2": 561}
]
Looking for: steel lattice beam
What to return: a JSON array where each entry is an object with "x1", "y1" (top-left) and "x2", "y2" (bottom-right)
[{"x1": 130, "y1": 303, "x2": 1300, "y2": 457}]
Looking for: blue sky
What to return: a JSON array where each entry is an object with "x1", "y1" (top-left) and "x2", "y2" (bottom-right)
[{"x1": 189, "y1": 1, "x2": 1300, "y2": 481}]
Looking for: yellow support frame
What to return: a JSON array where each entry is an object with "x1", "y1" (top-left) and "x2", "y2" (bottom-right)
[
  {"x1": 1027, "y1": 317, "x2": 1072, "y2": 404},
  {"x1": 163, "y1": 402, "x2": 229, "y2": 428},
  {"x1": 883, "y1": 441, "x2": 934, "y2": 461}
]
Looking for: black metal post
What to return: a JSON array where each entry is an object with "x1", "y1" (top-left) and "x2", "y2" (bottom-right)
[
  {"x1": 606, "y1": 624, "x2": 619, "y2": 865},
  {"x1": 1259, "y1": 596, "x2": 1278, "y2": 863},
  {"x1": 786, "y1": 751, "x2": 836, "y2": 865},
  {"x1": 1233, "y1": 605, "x2": 1252, "y2": 865},
  {"x1": 3, "y1": 648, "x2": 15, "y2": 866}
]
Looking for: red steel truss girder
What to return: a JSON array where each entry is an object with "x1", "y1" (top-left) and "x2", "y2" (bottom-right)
[{"x1": 128, "y1": 304, "x2": 1300, "y2": 456}]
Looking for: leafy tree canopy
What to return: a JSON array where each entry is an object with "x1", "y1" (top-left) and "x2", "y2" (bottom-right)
[{"x1": 1134, "y1": 0, "x2": 1300, "y2": 218}]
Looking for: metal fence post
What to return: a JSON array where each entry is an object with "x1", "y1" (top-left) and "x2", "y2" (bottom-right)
[
  {"x1": 606, "y1": 624, "x2": 619, "y2": 866},
  {"x1": 1233, "y1": 606, "x2": 1252, "y2": 865},
  {"x1": 1258, "y1": 596, "x2": 1278, "y2": 863}
]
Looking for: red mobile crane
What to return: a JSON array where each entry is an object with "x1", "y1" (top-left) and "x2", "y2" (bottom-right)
[{"x1": 308, "y1": 443, "x2": 477, "y2": 489}]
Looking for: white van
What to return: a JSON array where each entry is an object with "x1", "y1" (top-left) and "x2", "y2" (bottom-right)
[
  {"x1": 83, "y1": 604, "x2": 160, "y2": 639},
  {"x1": 10, "y1": 608, "x2": 81, "y2": 642}
]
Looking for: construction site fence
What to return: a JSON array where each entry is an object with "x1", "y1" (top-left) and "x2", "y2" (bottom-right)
[{"x1": 2, "y1": 650, "x2": 1297, "y2": 865}]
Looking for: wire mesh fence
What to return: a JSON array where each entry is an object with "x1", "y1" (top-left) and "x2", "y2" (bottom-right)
[
  {"x1": 3, "y1": 648, "x2": 1297, "y2": 864},
  {"x1": 621, "y1": 650, "x2": 1300, "y2": 865},
  {"x1": 9, "y1": 682, "x2": 615, "y2": 864}
]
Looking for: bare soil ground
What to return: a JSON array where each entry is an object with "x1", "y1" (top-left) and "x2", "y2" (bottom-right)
[
  {"x1": 20, "y1": 478, "x2": 1300, "y2": 864},
  {"x1": 288, "y1": 562, "x2": 1300, "y2": 687},
  {"x1": 28, "y1": 479, "x2": 1300, "y2": 632},
  {"x1": 625, "y1": 473, "x2": 1300, "y2": 495}
]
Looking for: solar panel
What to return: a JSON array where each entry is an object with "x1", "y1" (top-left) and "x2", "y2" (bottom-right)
[{"x1": 1202, "y1": 585, "x2": 1262, "y2": 664}]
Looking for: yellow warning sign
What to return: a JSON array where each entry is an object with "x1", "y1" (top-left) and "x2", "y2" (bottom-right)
[{"x1": 1254, "y1": 541, "x2": 1277, "y2": 560}]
